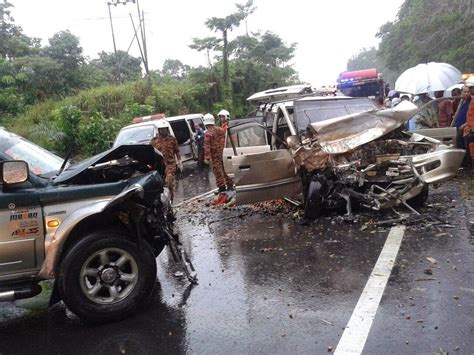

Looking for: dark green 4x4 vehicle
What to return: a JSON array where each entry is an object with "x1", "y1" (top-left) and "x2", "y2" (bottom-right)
[{"x1": 0, "y1": 128, "x2": 196, "y2": 323}]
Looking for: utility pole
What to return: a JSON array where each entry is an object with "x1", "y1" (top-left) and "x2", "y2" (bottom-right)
[
  {"x1": 134, "y1": 0, "x2": 150, "y2": 78},
  {"x1": 106, "y1": 0, "x2": 136, "y2": 84}
]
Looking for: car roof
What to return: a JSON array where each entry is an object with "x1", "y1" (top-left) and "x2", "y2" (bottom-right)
[
  {"x1": 119, "y1": 120, "x2": 170, "y2": 131},
  {"x1": 295, "y1": 95, "x2": 354, "y2": 102},
  {"x1": 166, "y1": 113, "x2": 203, "y2": 121},
  {"x1": 247, "y1": 84, "x2": 314, "y2": 103}
]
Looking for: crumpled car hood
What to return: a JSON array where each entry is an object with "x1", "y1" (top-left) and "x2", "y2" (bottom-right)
[
  {"x1": 53, "y1": 144, "x2": 161, "y2": 184},
  {"x1": 310, "y1": 101, "x2": 418, "y2": 154}
]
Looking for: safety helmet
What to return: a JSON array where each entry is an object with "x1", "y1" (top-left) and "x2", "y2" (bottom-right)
[
  {"x1": 217, "y1": 109, "x2": 230, "y2": 118},
  {"x1": 203, "y1": 113, "x2": 215, "y2": 126}
]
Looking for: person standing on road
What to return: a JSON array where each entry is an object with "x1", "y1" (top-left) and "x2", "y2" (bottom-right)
[
  {"x1": 462, "y1": 85, "x2": 474, "y2": 169},
  {"x1": 203, "y1": 113, "x2": 234, "y2": 193},
  {"x1": 453, "y1": 86, "x2": 472, "y2": 168},
  {"x1": 218, "y1": 109, "x2": 230, "y2": 130},
  {"x1": 194, "y1": 122, "x2": 205, "y2": 169},
  {"x1": 435, "y1": 90, "x2": 454, "y2": 127},
  {"x1": 150, "y1": 122, "x2": 182, "y2": 200}
]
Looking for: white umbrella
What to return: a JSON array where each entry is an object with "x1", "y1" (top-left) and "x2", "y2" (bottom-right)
[{"x1": 395, "y1": 62, "x2": 462, "y2": 95}]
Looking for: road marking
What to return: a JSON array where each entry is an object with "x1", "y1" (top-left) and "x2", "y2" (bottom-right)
[{"x1": 335, "y1": 225, "x2": 406, "y2": 355}]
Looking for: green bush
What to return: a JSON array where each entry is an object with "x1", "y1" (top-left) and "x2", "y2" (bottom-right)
[
  {"x1": 52, "y1": 105, "x2": 82, "y2": 155},
  {"x1": 77, "y1": 112, "x2": 117, "y2": 157},
  {"x1": 125, "y1": 102, "x2": 154, "y2": 118}
]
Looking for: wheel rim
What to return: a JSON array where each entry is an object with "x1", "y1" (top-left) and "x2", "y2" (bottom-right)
[{"x1": 79, "y1": 248, "x2": 139, "y2": 305}]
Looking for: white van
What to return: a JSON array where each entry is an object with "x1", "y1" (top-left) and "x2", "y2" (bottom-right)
[{"x1": 113, "y1": 113, "x2": 204, "y2": 161}]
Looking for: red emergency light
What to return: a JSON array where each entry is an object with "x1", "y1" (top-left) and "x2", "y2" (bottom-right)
[{"x1": 132, "y1": 113, "x2": 166, "y2": 123}]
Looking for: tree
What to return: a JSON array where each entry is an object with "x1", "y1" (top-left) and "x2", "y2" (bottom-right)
[
  {"x1": 43, "y1": 30, "x2": 84, "y2": 91},
  {"x1": 189, "y1": 37, "x2": 222, "y2": 68},
  {"x1": 203, "y1": 0, "x2": 255, "y2": 89},
  {"x1": 0, "y1": 1, "x2": 39, "y2": 59},
  {"x1": 90, "y1": 50, "x2": 142, "y2": 84},
  {"x1": 376, "y1": 0, "x2": 474, "y2": 75},
  {"x1": 346, "y1": 47, "x2": 378, "y2": 71},
  {"x1": 161, "y1": 59, "x2": 190, "y2": 80},
  {"x1": 229, "y1": 31, "x2": 298, "y2": 116}
]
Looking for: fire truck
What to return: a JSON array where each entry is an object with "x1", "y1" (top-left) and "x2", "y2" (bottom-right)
[{"x1": 336, "y1": 68, "x2": 387, "y2": 99}]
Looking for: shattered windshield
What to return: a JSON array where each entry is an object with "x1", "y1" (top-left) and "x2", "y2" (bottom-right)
[
  {"x1": 0, "y1": 129, "x2": 63, "y2": 175},
  {"x1": 293, "y1": 98, "x2": 377, "y2": 134}
]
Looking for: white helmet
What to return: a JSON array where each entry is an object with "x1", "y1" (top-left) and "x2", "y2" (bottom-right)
[
  {"x1": 203, "y1": 113, "x2": 215, "y2": 126},
  {"x1": 218, "y1": 109, "x2": 230, "y2": 118}
]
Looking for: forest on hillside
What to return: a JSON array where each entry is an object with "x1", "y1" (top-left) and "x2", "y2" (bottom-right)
[
  {"x1": 0, "y1": 0, "x2": 298, "y2": 156},
  {"x1": 347, "y1": 0, "x2": 474, "y2": 84},
  {"x1": 2, "y1": 0, "x2": 473, "y2": 158}
]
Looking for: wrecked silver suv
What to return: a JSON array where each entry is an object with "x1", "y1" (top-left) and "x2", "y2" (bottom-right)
[
  {"x1": 0, "y1": 128, "x2": 196, "y2": 323},
  {"x1": 223, "y1": 96, "x2": 465, "y2": 219}
]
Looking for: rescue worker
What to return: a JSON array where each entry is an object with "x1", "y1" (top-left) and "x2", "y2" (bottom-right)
[
  {"x1": 150, "y1": 121, "x2": 182, "y2": 200},
  {"x1": 203, "y1": 113, "x2": 234, "y2": 193},
  {"x1": 218, "y1": 109, "x2": 230, "y2": 130}
]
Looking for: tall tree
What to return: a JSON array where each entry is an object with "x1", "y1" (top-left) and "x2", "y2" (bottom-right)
[
  {"x1": 229, "y1": 31, "x2": 298, "y2": 116},
  {"x1": 204, "y1": 0, "x2": 255, "y2": 89},
  {"x1": 0, "y1": 0, "x2": 39, "y2": 59},
  {"x1": 161, "y1": 59, "x2": 190, "y2": 80},
  {"x1": 376, "y1": 0, "x2": 474, "y2": 74},
  {"x1": 189, "y1": 36, "x2": 222, "y2": 68},
  {"x1": 43, "y1": 30, "x2": 85, "y2": 91},
  {"x1": 346, "y1": 47, "x2": 378, "y2": 71},
  {"x1": 90, "y1": 50, "x2": 142, "y2": 84}
]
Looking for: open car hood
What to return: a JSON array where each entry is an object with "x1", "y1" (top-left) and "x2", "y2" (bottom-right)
[
  {"x1": 53, "y1": 144, "x2": 162, "y2": 184},
  {"x1": 310, "y1": 101, "x2": 418, "y2": 154}
]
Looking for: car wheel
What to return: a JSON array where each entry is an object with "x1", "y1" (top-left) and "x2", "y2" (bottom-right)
[
  {"x1": 303, "y1": 180, "x2": 324, "y2": 220},
  {"x1": 57, "y1": 229, "x2": 157, "y2": 323},
  {"x1": 407, "y1": 184, "x2": 429, "y2": 208}
]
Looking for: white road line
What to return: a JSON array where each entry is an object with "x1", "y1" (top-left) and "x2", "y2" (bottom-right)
[{"x1": 334, "y1": 225, "x2": 406, "y2": 355}]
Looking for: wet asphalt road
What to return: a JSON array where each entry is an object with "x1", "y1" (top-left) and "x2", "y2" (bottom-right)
[{"x1": 0, "y1": 162, "x2": 472, "y2": 354}]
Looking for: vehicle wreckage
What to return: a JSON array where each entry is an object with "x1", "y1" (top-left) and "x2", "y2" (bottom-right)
[
  {"x1": 223, "y1": 97, "x2": 465, "y2": 220},
  {"x1": 0, "y1": 128, "x2": 197, "y2": 323}
]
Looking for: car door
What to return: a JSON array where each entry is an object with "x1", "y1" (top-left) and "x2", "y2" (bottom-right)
[
  {"x1": 186, "y1": 117, "x2": 202, "y2": 160},
  {"x1": 0, "y1": 177, "x2": 45, "y2": 278},
  {"x1": 224, "y1": 121, "x2": 301, "y2": 205},
  {"x1": 169, "y1": 119, "x2": 194, "y2": 161}
]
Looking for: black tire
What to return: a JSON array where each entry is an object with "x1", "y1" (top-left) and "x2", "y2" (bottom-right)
[
  {"x1": 304, "y1": 180, "x2": 324, "y2": 220},
  {"x1": 407, "y1": 184, "x2": 429, "y2": 208},
  {"x1": 57, "y1": 230, "x2": 157, "y2": 323}
]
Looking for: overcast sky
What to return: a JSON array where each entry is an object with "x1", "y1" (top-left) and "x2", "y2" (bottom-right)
[{"x1": 12, "y1": 0, "x2": 404, "y2": 86}]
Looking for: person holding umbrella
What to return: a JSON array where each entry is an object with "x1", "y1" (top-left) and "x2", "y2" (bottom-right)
[{"x1": 395, "y1": 62, "x2": 463, "y2": 129}]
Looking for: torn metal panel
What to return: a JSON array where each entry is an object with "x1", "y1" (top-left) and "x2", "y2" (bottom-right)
[{"x1": 309, "y1": 101, "x2": 418, "y2": 154}]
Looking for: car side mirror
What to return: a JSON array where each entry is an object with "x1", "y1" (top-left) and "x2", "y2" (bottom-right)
[
  {"x1": 286, "y1": 135, "x2": 300, "y2": 149},
  {"x1": 1, "y1": 161, "x2": 28, "y2": 185}
]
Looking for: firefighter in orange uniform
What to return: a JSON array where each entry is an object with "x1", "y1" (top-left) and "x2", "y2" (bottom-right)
[
  {"x1": 203, "y1": 113, "x2": 234, "y2": 193},
  {"x1": 150, "y1": 120, "x2": 182, "y2": 200},
  {"x1": 218, "y1": 109, "x2": 230, "y2": 130}
]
